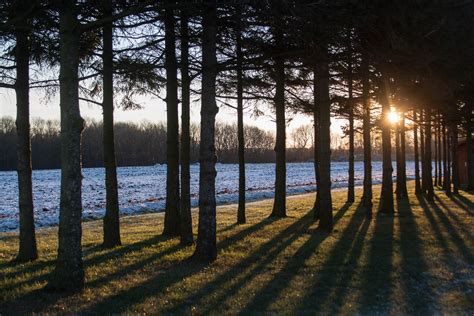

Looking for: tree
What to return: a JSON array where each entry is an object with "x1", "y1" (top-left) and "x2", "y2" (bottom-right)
[
  {"x1": 48, "y1": 0, "x2": 85, "y2": 291},
  {"x1": 163, "y1": 0, "x2": 181, "y2": 236},
  {"x1": 235, "y1": 3, "x2": 246, "y2": 224},
  {"x1": 11, "y1": 0, "x2": 38, "y2": 262},
  {"x1": 179, "y1": 3, "x2": 193, "y2": 245},
  {"x1": 270, "y1": 2, "x2": 287, "y2": 218},
  {"x1": 378, "y1": 73, "x2": 394, "y2": 214},
  {"x1": 361, "y1": 53, "x2": 372, "y2": 214},
  {"x1": 102, "y1": 0, "x2": 121, "y2": 248},
  {"x1": 314, "y1": 43, "x2": 333, "y2": 231},
  {"x1": 194, "y1": 0, "x2": 218, "y2": 261}
]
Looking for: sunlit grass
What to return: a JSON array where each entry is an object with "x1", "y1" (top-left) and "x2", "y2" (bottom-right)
[{"x1": 1, "y1": 182, "x2": 473, "y2": 314}]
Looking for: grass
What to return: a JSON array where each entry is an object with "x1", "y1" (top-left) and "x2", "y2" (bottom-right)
[{"x1": 0, "y1": 182, "x2": 473, "y2": 314}]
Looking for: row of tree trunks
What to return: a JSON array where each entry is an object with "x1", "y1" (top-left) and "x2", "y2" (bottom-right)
[
  {"x1": 102, "y1": 0, "x2": 121, "y2": 248},
  {"x1": 163, "y1": 0, "x2": 181, "y2": 236},
  {"x1": 48, "y1": 0, "x2": 85, "y2": 290},
  {"x1": 14, "y1": 11, "x2": 38, "y2": 262},
  {"x1": 194, "y1": 0, "x2": 218, "y2": 261},
  {"x1": 179, "y1": 7, "x2": 194, "y2": 245},
  {"x1": 361, "y1": 54, "x2": 372, "y2": 215}
]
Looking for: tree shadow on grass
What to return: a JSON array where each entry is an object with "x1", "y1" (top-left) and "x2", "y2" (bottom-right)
[
  {"x1": 433, "y1": 195, "x2": 474, "y2": 239},
  {"x1": 448, "y1": 193, "x2": 474, "y2": 215},
  {"x1": 418, "y1": 194, "x2": 473, "y2": 264},
  {"x1": 162, "y1": 202, "x2": 352, "y2": 315},
  {"x1": 0, "y1": 214, "x2": 278, "y2": 314},
  {"x1": 396, "y1": 197, "x2": 436, "y2": 313},
  {"x1": 247, "y1": 203, "x2": 369, "y2": 314},
  {"x1": 356, "y1": 209, "x2": 395, "y2": 314}
]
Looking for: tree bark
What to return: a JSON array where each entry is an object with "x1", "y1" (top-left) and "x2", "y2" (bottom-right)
[
  {"x1": 413, "y1": 109, "x2": 422, "y2": 195},
  {"x1": 466, "y1": 111, "x2": 474, "y2": 191},
  {"x1": 14, "y1": 21, "x2": 38, "y2": 262},
  {"x1": 423, "y1": 109, "x2": 434, "y2": 201},
  {"x1": 347, "y1": 53, "x2": 355, "y2": 203},
  {"x1": 361, "y1": 54, "x2": 372, "y2": 214},
  {"x1": 270, "y1": 17, "x2": 286, "y2": 218},
  {"x1": 194, "y1": 0, "x2": 218, "y2": 261},
  {"x1": 48, "y1": 0, "x2": 85, "y2": 290},
  {"x1": 397, "y1": 113, "x2": 408, "y2": 198},
  {"x1": 434, "y1": 114, "x2": 438, "y2": 187},
  {"x1": 163, "y1": 0, "x2": 180, "y2": 236},
  {"x1": 437, "y1": 112, "x2": 443, "y2": 186},
  {"x1": 443, "y1": 123, "x2": 451, "y2": 195},
  {"x1": 450, "y1": 122, "x2": 459, "y2": 194},
  {"x1": 420, "y1": 110, "x2": 425, "y2": 191},
  {"x1": 315, "y1": 45, "x2": 333, "y2": 231},
  {"x1": 312, "y1": 68, "x2": 321, "y2": 216},
  {"x1": 378, "y1": 74, "x2": 394, "y2": 214},
  {"x1": 236, "y1": 5, "x2": 246, "y2": 224},
  {"x1": 179, "y1": 7, "x2": 193, "y2": 245},
  {"x1": 102, "y1": 0, "x2": 121, "y2": 248}
]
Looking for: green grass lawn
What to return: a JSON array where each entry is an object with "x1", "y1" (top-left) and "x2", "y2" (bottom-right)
[{"x1": 1, "y1": 182, "x2": 473, "y2": 314}]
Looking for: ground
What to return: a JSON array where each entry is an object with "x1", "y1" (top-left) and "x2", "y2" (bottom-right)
[{"x1": 0, "y1": 182, "x2": 473, "y2": 314}]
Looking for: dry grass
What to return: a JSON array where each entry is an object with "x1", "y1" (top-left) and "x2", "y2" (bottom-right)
[{"x1": 1, "y1": 182, "x2": 473, "y2": 314}]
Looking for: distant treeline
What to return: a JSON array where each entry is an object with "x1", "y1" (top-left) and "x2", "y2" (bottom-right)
[
  {"x1": 1, "y1": 116, "x2": 419, "y2": 171},
  {"x1": 0, "y1": 117, "x2": 278, "y2": 170}
]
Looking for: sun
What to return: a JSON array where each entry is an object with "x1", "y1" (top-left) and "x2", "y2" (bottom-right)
[{"x1": 388, "y1": 110, "x2": 400, "y2": 124}]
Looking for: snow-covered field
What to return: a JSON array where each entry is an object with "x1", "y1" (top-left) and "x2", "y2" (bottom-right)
[{"x1": 0, "y1": 161, "x2": 415, "y2": 232}]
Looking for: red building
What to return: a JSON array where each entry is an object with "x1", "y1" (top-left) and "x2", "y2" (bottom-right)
[{"x1": 458, "y1": 137, "x2": 474, "y2": 187}]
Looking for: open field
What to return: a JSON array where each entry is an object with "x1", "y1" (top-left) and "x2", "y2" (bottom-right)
[{"x1": 1, "y1": 182, "x2": 473, "y2": 314}]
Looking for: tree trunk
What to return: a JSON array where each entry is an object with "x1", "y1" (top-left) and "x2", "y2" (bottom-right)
[
  {"x1": 315, "y1": 45, "x2": 333, "y2": 231},
  {"x1": 378, "y1": 75, "x2": 394, "y2": 214},
  {"x1": 347, "y1": 41, "x2": 354, "y2": 203},
  {"x1": 423, "y1": 110, "x2": 434, "y2": 201},
  {"x1": 194, "y1": 0, "x2": 218, "y2": 261},
  {"x1": 361, "y1": 54, "x2": 372, "y2": 214},
  {"x1": 466, "y1": 112, "x2": 474, "y2": 191},
  {"x1": 434, "y1": 114, "x2": 438, "y2": 186},
  {"x1": 14, "y1": 22, "x2": 38, "y2": 262},
  {"x1": 179, "y1": 7, "x2": 193, "y2": 245},
  {"x1": 398, "y1": 113, "x2": 408, "y2": 198},
  {"x1": 450, "y1": 123, "x2": 459, "y2": 194},
  {"x1": 420, "y1": 110, "x2": 425, "y2": 191},
  {"x1": 437, "y1": 112, "x2": 443, "y2": 186},
  {"x1": 312, "y1": 69, "x2": 321, "y2": 216},
  {"x1": 48, "y1": 1, "x2": 85, "y2": 290},
  {"x1": 413, "y1": 109, "x2": 422, "y2": 195},
  {"x1": 270, "y1": 21, "x2": 286, "y2": 218},
  {"x1": 443, "y1": 123, "x2": 451, "y2": 195},
  {"x1": 236, "y1": 5, "x2": 246, "y2": 224},
  {"x1": 163, "y1": 0, "x2": 180, "y2": 236},
  {"x1": 102, "y1": 0, "x2": 121, "y2": 248},
  {"x1": 395, "y1": 119, "x2": 401, "y2": 198}
]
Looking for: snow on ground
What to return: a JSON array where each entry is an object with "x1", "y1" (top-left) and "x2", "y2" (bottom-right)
[{"x1": 0, "y1": 161, "x2": 415, "y2": 232}]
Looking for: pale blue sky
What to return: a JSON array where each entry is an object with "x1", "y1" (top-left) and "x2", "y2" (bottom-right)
[{"x1": 1, "y1": 87, "x2": 345, "y2": 135}]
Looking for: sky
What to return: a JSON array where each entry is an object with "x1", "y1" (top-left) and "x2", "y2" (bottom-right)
[{"x1": 0, "y1": 87, "x2": 345, "y2": 135}]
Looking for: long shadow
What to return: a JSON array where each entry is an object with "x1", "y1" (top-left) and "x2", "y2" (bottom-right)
[
  {"x1": 0, "y1": 235, "x2": 171, "y2": 295},
  {"x1": 244, "y1": 203, "x2": 368, "y2": 314},
  {"x1": 163, "y1": 203, "x2": 352, "y2": 315},
  {"x1": 1, "y1": 217, "x2": 277, "y2": 313},
  {"x1": 396, "y1": 197, "x2": 436, "y2": 313},
  {"x1": 433, "y1": 195, "x2": 474, "y2": 239},
  {"x1": 419, "y1": 195, "x2": 473, "y2": 263},
  {"x1": 448, "y1": 194, "x2": 474, "y2": 215},
  {"x1": 357, "y1": 209, "x2": 395, "y2": 314}
]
